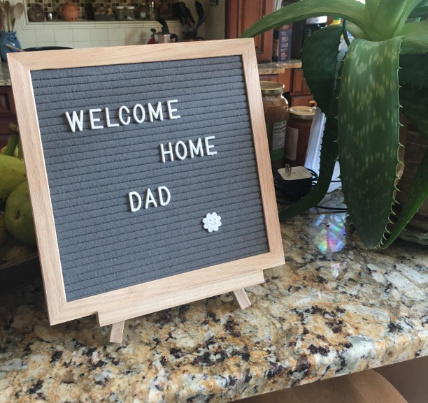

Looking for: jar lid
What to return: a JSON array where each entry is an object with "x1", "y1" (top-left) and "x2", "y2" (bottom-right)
[
  {"x1": 116, "y1": 6, "x2": 124, "y2": 9},
  {"x1": 127, "y1": 6, "x2": 135, "y2": 9},
  {"x1": 260, "y1": 81, "x2": 284, "y2": 95},
  {"x1": 289, "y1": 106, "x2": 316, "y2": 120}
]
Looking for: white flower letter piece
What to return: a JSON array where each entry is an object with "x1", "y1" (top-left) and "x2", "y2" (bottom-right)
[{"x1": 202, "y1": 212, "x2": 222, "y2": 233}]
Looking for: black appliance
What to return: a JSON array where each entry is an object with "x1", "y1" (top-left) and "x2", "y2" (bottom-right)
[
  {"x1": 281, "y1": 1, "x2": 327, "y2": 59},
  {"x1": 290, "y1": 16, "x2": 328, "y2": 58}
]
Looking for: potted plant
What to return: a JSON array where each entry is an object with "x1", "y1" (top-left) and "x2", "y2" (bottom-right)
[{"x1": 241, "y1": 0, "x2": 428, "y2": 249}]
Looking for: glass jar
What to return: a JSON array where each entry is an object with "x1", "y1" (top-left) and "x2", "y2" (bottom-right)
[
  {"x1": 147, "y1": 1, "x2": 155, "y2": 20},
  {"x1": 260, "y1": 81, "x2": 289, "y2": 169},
  {"x1": 139, "y1": 3, "x2": 147, "y2": 19},
  {"x1": 116, "y1": 6, "x2": 125, "y2": 20},
  {"x1": 126, "y1": 6, "x2": 135, "y2": 20},
  {"x1": 285, "y1": 106, "x2": 316, "y2": 166}
]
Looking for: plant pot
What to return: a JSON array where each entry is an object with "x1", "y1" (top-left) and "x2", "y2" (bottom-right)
[{"x1": 0, "y1": 32, "x2": 21, "y2": 62}]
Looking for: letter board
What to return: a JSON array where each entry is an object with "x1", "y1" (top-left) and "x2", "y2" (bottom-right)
[{"x1": 8, "y1": 39, "x2": 284, "y2": 326}]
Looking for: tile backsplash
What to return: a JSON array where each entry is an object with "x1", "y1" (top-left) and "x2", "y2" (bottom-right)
[
  {"x1": 27, "y1": 0, "x2": 173, "y2": 21},
  {"x1": 9, "y1": 0, "x2": 221, "y2": 51}
]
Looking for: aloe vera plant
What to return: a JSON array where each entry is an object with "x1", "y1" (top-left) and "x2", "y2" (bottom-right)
[{"x1": 241, "y1": 0, "x2": 428, "y2": 248}]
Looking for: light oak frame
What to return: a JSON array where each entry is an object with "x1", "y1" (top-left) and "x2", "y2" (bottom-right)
[{"x1": 8, "y1": 39, "x2": 284, "y2": 342}]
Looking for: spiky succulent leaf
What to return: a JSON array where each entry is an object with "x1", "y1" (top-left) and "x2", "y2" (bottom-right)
[
  {"x1": 400, "y1": 84, "x2": 428, "y2": 138},
  {"x1": 347, "y1": 22, "x2": 369, "y2": 39},
  {"x1": 400, "y1": 21, "x2": 428, "y2": 54},
  {"x1": 371, "y1": 0, "x2": 422, "y2": 37},
  {"x1": 338, "y1": 37, "x2": 402, "y2": 248},
  {"x1": 301, "y1": 25, "x2": 342, "y2": 114},
  {"x1": 409, "y1": 0, "x2": 428, "y2": 17},
  {"x1": 382, "y1": 149, "x2": 428, "y2": 247},
  {"x1": 280, "y1": 65, "x2": 343, "y2": 221},
  {"x1": 239, "y1": 0, "x2": 372, "y2": 40},
  {"x1": 399, "y1": 54, "x2": 428, "y2": 88},
  {"x1": 279, "y1": 111, "x2": 339, "y2": 221},
  {"x1": 364, "y1": 0, "x2": 381, "y2": 23}
]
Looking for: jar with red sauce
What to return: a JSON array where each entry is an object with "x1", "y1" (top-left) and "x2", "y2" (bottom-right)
[
  {"x1": 285, "y1": 106, "x2": 316, "y2": 166},
  {"x1": 260, "y1": 81, "x2": 289, "y2": 169}
]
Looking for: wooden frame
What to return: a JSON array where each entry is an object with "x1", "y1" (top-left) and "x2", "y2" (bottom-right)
[{"x1": 8, "y1": 39, "x2": 284, "y2": 339}]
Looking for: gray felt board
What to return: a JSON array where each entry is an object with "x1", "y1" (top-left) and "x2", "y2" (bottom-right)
[{"x1": 31, "y1": 55, "x2": 269, "y2": 301}]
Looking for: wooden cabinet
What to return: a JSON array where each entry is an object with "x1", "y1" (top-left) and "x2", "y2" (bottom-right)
[
  {"x1": 289, "y1": 68, "x2": 314, "y2": 106},
  {"x1": 226, "y1": 0, "x2": 275, "y2": 62},
  {"x1": 0, "y1": 86, "x2": 16, "y2": 148}
]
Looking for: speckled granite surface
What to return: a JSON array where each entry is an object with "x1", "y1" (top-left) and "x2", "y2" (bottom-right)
[
  {"x1": 0, "y1": 192, "x2": 427, "y2": 402},
  {"x1": 0, "y1": 63, "x2": 11, "y2": 86}
]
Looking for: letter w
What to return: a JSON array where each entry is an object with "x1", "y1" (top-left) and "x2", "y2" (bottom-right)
[{"x1": 65, "y1": 110, "x2": 84, "y2": 132}]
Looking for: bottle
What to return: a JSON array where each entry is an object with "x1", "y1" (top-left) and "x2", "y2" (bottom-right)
[
  {"x1": 260, "y1": 81, "x2": 289, "y2": 169},
  {"x1": 147, "y1": 1, "x2": 155, "y2": 20},
  {"x1": 116, "y1": 6, "x2": 125, "y2": 20},
  {"x1": 126, "y1": 6, "x2": 135, "y2": 20},
  {"x1": 139, "y1": 3, "x2": 147, "y2": 19},
  {"x1": 285, "y1": 106, "x2": 316, "y2": 166}
]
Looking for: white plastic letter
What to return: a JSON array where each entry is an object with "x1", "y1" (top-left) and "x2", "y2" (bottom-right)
[
  {"x1": 175, "y1": 141, "x2": 188, "y2": 160},
  {"x1": 105, "y1": 107, "x2": 119, "y2": 128},
  {"x1": 65, "y1": 110, "x2": 84, "y2": 132},
  {"x1": 133, "y1": 104, "x2": 146, "y2": 124},
  {"x1": 158, "y1": 186, "x2": 171, "y2": 206},
  {"x1": 145, "y1": 188, "x2": 158, "y2": 209},
  {"x1": 148, "y1": 101, "x2": 164, "y2": 122},
  {"x1": 89, "y1": 108, "x2": 104, "y2": 130},
  {"x1": 128, "y1": 191, "x2": 142, "y2": 212},
  {"x1": 189, "y1": 138, "x2": 204, "y2": 158},
  {"x1": 160, "y1": 142, "x2": 174, "y2": 162},
  {"x1": 205, "y1": 136, "x2": 217, "y2": 156},
  {"x1": 119, "y1": 105, "x2": 131, "y2": 125},
  {"x1": 167, "y1": 99, "x2": 181, "y2": 120}
]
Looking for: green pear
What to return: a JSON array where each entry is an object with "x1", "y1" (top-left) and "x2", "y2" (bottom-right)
[
  {"x1": 4, "y1": 181, "x2": 36, "y2": 247},
  {"x1": 0, "y1": 154, "x2": 26, "y2": 203},
  {"x1": 0, "y1": 239, "x2": 36, "y2": 262}
]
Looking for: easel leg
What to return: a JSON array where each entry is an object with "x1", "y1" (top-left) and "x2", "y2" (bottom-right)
[
  {"x1": 109, "y1": 321, "x2": 125, "y2": 343},
  {"x1": 233, "y1": 289, "x2": 251, "y2": 310}
]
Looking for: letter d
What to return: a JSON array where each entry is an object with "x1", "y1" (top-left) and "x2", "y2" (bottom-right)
[
  {"x1": 158, "y1": 186, "x2": 171, "y2": 206},
  {"x1": 128, "y1": 191, "x2": 142, "y2": 212}
]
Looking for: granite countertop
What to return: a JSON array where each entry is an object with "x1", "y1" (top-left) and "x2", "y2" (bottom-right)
[
  {"x1": 0, "y1": 63, "x2": 11, "y2": 86},
  {"x1": 0, "y1": 192, "x2": 427, "y2": 402},
  {"x1": 0, "y1": 60, "x2": 301, "y2": 88}
]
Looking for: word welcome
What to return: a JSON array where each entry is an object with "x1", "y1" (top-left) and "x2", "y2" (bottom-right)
[{"x1": 65, "y1": 99, "x2": 181, "y2": 132}]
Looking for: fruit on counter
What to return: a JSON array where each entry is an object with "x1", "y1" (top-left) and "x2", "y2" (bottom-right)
[
  {"x1": 0, "y1": 239, "x2": 36, "y2": 262},
  {"x1": 0, "y1": 215, "x2": 9, "y2": 245},
  {"x1": 4, "y1": 181, "x2": 36, "y2": 247},
  {"x1": 0, "y1": 144, "x2": 19, "y2": 158},
  {"x1": 0, "y1": 154, "x2": 26, "y2": 204},
  {"x1": 1, "y1": 123, "x2": 22, "y2": 159}
]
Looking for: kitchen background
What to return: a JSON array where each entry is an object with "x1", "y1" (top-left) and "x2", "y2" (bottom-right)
[{"x1": 12, "y1": 0, "x2": 225, "y2": 49}]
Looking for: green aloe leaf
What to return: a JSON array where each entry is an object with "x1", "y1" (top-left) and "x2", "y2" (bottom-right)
[
  {"x1": 409, "y1": 0, "x2": 428, "y2": 17},
  {"x1": 301, "y1": 25, "x2": 342, "y2": 114},
  {"x1": 399, "y1": 54, "x2": 428, "y2": 88},
  {"x1": 338, "y1": 37, "x2": 402, "y2": 248},
  {"x1": 279, "y1": 115, "x2": 338, "y2": 221},
  {"x1": 371, "y1": 0, "x2": 422, "y2": 37},
  {"x1": 400, "y1": 84, "x2": 428, "y2": 138},
  {"x1": 280, "y1": 67, "x2": 342, "y2": 221},
  {"x1": 240, "y1": 0, "x2": 371, "y2": 39},
  {"x1": 382, "y1": 149, "x2": 428, "y2": 247},
  {"x1": 400, "y1": 21, "x2": 428, "y2": 53}
]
